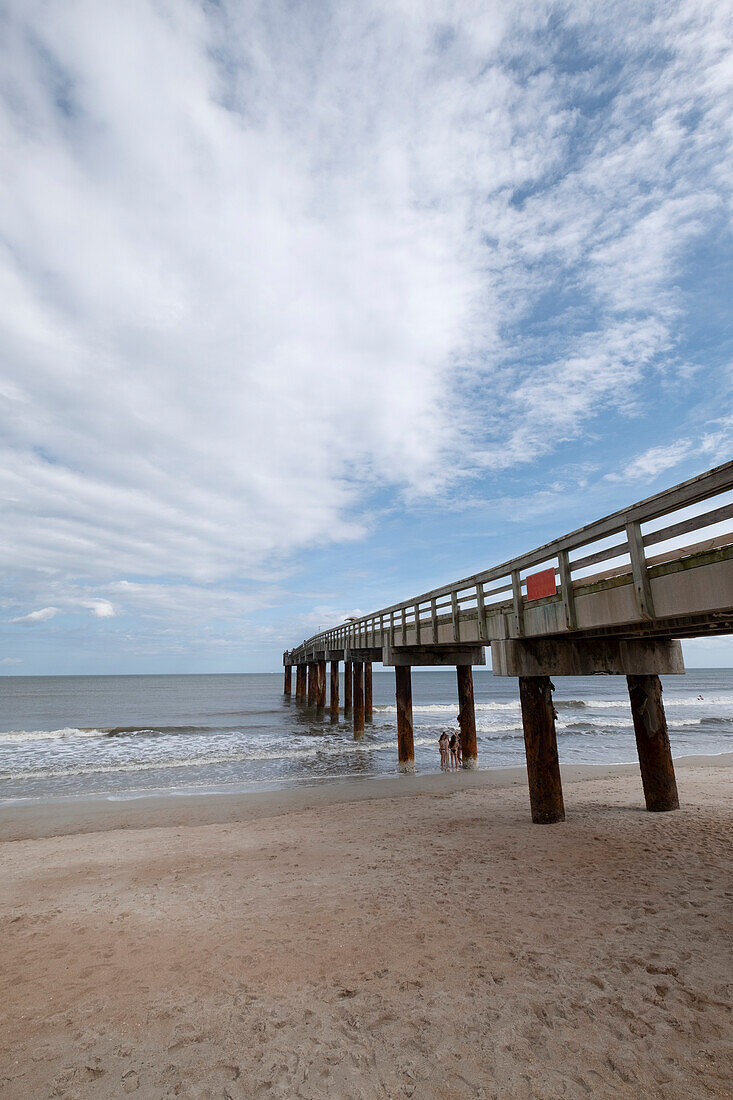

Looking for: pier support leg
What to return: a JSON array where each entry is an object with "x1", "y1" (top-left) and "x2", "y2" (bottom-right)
[
  {"x1": 365, "y1": 662, "x2": 373, "y2": 721},
  {"x1": 330, "y1": 660, "x2": 339, "y2": 723},
  {"x1": 316, "y1": 659, "x2": 327, "y2": 710},
  {"x1": 296, "y1": 664, "x2": 305, "y2": 701},
  {"x1": 395, "y1": 665, "x2": 414, "y2": 772},
  {"x1": 284, "y1": 665, "x2": 292, "y2": 696},
  {"x1": 627, "y1": 674, "x2": 679, "y2": 812},
  {"x1": 457, "y1": 665, "x2": 478, "y2": 769},
  {"x1": 307, "y1": 663, "x2": 317, "y2": 708},
  {"x1": 344, "y1": 660, "x2": 353, "y2": 716},
  {"x1": 353, "y1": 662, "x2": 365, "y2": 738},
  {"x1": 519, "y1": 676, "x2": 565, "y2": 824}
]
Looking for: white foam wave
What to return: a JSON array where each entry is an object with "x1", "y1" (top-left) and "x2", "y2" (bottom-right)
[
  {"x1": 0, "y1": 727, "x2": 107, "y2": 742},
  {"x1": 586, "y1": 696, "x2": 732, "y2": 708},
  {"x1": 0, "y1": 735, "x2": 408, "y2": 780},
  {"x1": 377, "y1": 702, "x2": 521, "y2": 714}
]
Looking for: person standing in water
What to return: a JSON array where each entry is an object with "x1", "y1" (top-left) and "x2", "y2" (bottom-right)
[{"x1": 439, "y1": 731, "x2": 449, "y2": 769}]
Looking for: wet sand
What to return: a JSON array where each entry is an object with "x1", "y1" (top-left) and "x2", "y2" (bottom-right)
[{"x1": 1, "y1": 757, "x2": 731, "y2": 1098}]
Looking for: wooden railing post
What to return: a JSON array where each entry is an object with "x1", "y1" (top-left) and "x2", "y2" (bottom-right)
[
  {"x1": 557, "y1": 550, "x2": 577, "y2": 631},
  {"x1": 626, "y1": 520, "x2": 656, "y2": 620},
  {"x1": 511, "y1": 570, "x2": 524, "y2": 637},
  {"x1": 476, "y1": 583, "x2": 487, "y2": 641}
]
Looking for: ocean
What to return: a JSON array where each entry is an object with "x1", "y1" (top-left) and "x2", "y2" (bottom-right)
[{"x1": 0, "y1": 669, "x2": 731, "y2": 805}]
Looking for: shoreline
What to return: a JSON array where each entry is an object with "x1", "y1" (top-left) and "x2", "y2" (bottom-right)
[{"x1": 2, "y1": 752, "x2": 731, "y2": 842}]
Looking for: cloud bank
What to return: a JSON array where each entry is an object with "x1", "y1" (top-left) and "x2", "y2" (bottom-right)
[{"x1": 1, "y1": 0, "x2": 731, "y2": 646}]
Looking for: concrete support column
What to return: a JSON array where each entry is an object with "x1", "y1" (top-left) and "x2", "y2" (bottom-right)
[
  {"x1": 330, "y1": 660, "x2": 339, "y2": 723},
  {"x1": 344, "y1": 660, "x2": 353, "y2": 716},
  {"x1": 519, "y1": 676, "x2": 565, "y2": 824},
  {"x1": 353, "y1": 662, "x2": 365, "y2": 738},
  {"x1": 457, "y1": 665, "x2": 478, "y2": 769},
  {"x1": 395, "y1": 665, "x2": 414, "y2": 772},
  {"x1": 295, "y1": 664, "x2": 305, "y2": 701},
  {"x1": 364, "y1": 662, "x2": 373, "y2": 720},
  {"x1": 307, "y1": 663, "x2": 317, "y2": 708},
  {"x1": 316, "y1": 659, "x2": 327, "y2": 710},
  {"x1": 284, "y1": 665, "x2": 292, "y2": 696},
  {"x1": 627, "y1": 674, "x2": 679, "y2": 812}
]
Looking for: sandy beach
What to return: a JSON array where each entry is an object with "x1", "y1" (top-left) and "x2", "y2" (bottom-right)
[{"x1": 1, "y1": 758, "x2": 731, "y2": 1099}]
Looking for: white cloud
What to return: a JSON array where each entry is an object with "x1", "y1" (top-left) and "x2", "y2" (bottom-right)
[
  {"x1": 10, "y1": 606, "x2": 59, "y2": 623},
  {"x1": 606, "y1": 442, "x2": 695, "y2": 483},
  {"x1": 606, "y1": 416, "x2": 733, "y2": 484},
  {"x1": 81, "y1": 599, "x2": 116, "y2": 618}
]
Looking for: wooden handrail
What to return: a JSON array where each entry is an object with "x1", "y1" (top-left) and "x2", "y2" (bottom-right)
[{"x1": 288, "y1": 461, "x2": 733, "y2": 656}]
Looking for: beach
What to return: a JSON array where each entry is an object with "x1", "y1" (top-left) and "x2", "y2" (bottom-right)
[{"x1": 1, "y1": 757, "x2": 731, "y2": 1099}]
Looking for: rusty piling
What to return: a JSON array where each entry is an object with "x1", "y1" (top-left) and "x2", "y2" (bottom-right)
[
  {"x1": 395, "y1": 665, "x2": 414, "y2": 772},
  {"x1": 365, "y1": 662, "x2": 373, "y2": 721},
  {"x1": 344, "y1": 660, "x2": 353, "y2": 716},
  {"x1": 627, "y1": 674, "x2": 679, "y2": 811},
  {"x1": 519, "y1": 675, "x2": 565, "y2": 824},
  {"x1": 457, "y1": 665, "x2": 478, "y2": 769},
  {"x1": 330, "y1": 660, "x2": 339, "y2": 723},
  {"x1": 353, "y1": 662, "x2": 365, "y2": 738}
]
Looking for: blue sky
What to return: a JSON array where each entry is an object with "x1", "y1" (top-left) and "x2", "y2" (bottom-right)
[{"x1": 1, "y1": 0, "x2": 732, "y2": 674}]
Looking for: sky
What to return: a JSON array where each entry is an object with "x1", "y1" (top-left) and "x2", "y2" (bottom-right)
[{"x1": 1, "y1": 0, "x2": 732, "y2": 675}]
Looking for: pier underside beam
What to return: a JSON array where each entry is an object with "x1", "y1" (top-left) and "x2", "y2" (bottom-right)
[
  {"x1": 519, "y1": 676, "x2": 565, "y2": 825},
  {"x1": 345, "y1": 647, "x2": 381, "y2": 664},
  {"x1": 395, "y1": 665, "x2": 414, "y2": 772},
  {"x1": 353, "y1": 662, "x2": 365, "y2": 738},
  {"x1": 457, "y1": 665, "x2": 478, "y2": 769},
  {"x1": 382, "y1": 644, "x2": 485, "y2": 667},
  {"x1": 627, "y1": 674, "x2": 679, "y2": 812},
  {"x1": 491, "y1": 637, "x2": 684, "y2": 677},
  {"x1": 330, "y1": 661, "x2": 339, "y2": 723}
]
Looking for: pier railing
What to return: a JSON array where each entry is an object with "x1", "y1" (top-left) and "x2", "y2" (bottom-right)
[{"x1": 287, "y1": 460, "x2": 733, "y2": 660}]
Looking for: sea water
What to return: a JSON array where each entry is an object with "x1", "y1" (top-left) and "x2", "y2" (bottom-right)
[{"x1": 0, "y1": 669, "x2": 730, "y2": 804}]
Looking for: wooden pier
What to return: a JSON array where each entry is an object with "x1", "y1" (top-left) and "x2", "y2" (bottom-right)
[{"x1": 283, "y1": 462, "x2": 733, "y2": 822}]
